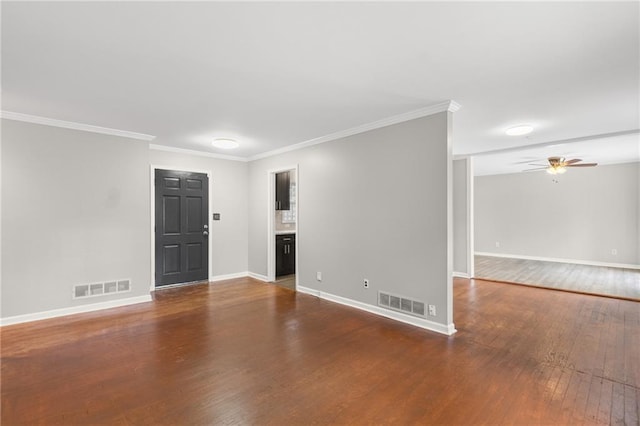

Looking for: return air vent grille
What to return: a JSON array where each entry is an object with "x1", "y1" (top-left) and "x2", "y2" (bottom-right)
[
  {"x1": 378, "y1": 291, "x2": 426, "y2": 318},
  {"x1": 73, "y1": 279, "x2": 131, "y2": 299}
]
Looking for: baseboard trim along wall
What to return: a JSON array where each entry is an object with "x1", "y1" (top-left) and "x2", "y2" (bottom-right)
[
  {"x1": 210, "y1": 271, "x2": 250, "y2": 282},
  {"x1": 248, "y1": 272, "x2": 269, "y2": 282},
  {"x1": 297, "y1": 286, "x2": 456, "y2": 336},
  {"x1": 453, "y1": 271, "x2": 470, "y2": 279},
  {"x1": 0, "y1": 295, "x2": 153, "y2": 327},
  {"x1": 475, "y1": 252, "x2": 640, "y2": 270}
]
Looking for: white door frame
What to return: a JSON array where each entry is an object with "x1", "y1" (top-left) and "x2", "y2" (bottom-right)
[
  {"x1": 267, "y1": 165, "x2": 299, "y2": 286},
  {"x1": 149, "y1": 164, "x2": 213, "y2": 291}
]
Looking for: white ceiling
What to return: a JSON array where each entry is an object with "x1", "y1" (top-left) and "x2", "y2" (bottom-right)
[
  {"x1": 2, "y1": 2, "x2": 639, "y2": 172},
  {"x1": 472, "y1": 131, "x2": 640, "y2": 176}
]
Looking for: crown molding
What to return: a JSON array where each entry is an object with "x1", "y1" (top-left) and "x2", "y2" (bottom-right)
[
  {"x1": 149, "y1": 144, "x2": 248, "y2": 162},
  {"x1": 0, "y1": 111, "x2": 156, "y2": 141},
  {"x1": 248, "y1": 100, "x2": 461, "y2": 161},
  {"x1": 2, "y1": 100, "x2": 460, "y2": 161},
  {"x1": 447, "y1": 101, "x2": 462, "y2": 112}
]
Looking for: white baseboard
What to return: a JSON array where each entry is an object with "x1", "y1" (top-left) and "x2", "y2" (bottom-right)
[
  {"x1": 475, "y1": 252, "x2": 640, "y2": 270},
  {"x1": 0, "y1": 295, "x2": 153, "y2": 327},
  {"x1": 453, "y1": 271, "x2": 470, "y2": 279},
  {"x1": 248, "y1": 272, "x2": 269, "y2": 282},
  {"x1": 297, "y1": 286, "x2": 321, "y2": 297},
  {"x1": 210, "y1": 271, "x2": 249, "y2": 282},
  {"x1": 297, "y1": 286, "x2": 456, "y2": 336}
]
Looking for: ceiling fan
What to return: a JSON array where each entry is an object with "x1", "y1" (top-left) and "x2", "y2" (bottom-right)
[{"x1": 525, "y1": 156, "x2": 598, "y2": 174}]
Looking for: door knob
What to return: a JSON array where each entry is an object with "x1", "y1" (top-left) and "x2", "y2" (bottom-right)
[{"x1": 203, "y1": 231, "x2": 209, "y2": 236}]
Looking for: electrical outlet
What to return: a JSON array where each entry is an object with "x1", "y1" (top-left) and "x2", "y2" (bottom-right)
[
  {"x1": 428, "y1": 305, "x2": 436, "y2": 316},
  {"x1": 495, "y1": 242, "x2": 500, "y2": 248},
  {"x1": 316, "y1": 271, "x2": 322, "y2": 281},
  {"x1": 611, "y1": 249, "x2": 617, "y2": 255},
  {"x1": 363, "y1": 279, "x2": 369, "y2": 288}
]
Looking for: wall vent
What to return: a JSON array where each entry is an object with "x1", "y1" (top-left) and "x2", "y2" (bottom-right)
[
  {"x1": 378, "y1": 291, "x2": 426, "y2": 318},
  {"x1": 73, "y1": 279, "x2": 131, "y2": 299}
]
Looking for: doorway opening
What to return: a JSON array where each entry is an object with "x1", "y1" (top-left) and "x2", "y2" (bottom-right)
[
  {"x1": 471, "y1": 157, "x2": 640, "y2": 301},
  {"x1": 267, "y1": 166, "x2": 298, "y2": 290}
]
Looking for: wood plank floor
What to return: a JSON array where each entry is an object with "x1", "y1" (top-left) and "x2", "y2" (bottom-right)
[
  {"x1": 274, "y1": 274, "x2": 296, "y2": 291},
  {"x1": 2, "y1": 277, "x2": 639, "y2": 425},
  {"x1": 476, "y1": 255, "x2": 640, "y2": 301}
]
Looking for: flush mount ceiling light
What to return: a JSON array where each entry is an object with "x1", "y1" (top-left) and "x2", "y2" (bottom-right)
[
  {"x1": 505, "y1": 125, "x2": 533, "y2": 136},
  {"x1": 211, "y1": 138, "x2": 239, "y2": 149}
]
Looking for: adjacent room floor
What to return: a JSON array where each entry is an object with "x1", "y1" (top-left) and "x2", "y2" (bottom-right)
[
  {"x1": 273, "y1": 274, "x2": 296, "y2": 291},
  {"x1": 475, "y1": 255, "x2": 640, "y2": 301},
  {"x1": 2, "y1": 277, "x2": 638, "y2": 424}
]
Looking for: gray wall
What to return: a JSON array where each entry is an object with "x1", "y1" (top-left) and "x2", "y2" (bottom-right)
[
  {"x1": 149, "y1": 150, "x2": 248, "y2": 278},
  {"x1": 453, "y1": 158, "x2": 472, "y2": 276},
  {"x1": 2, "y1": 112, "x2": 454, "y2": 327},
  {"x1": 248, "y1": 113, "x2": 453, "y2": 328},
  {"x1": 475, "y1": 162, "x2": 640, "y2": 265},
  {"x1": 2, "y1": 119, "x2": 151, "y2": 317},
  {"x1": 1, "y1": 121, "x2": 252, "y2": 320}
]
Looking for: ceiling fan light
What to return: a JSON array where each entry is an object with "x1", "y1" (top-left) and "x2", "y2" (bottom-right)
[
  {"x1": 505, "y1": 125, "x2": 533, "y2": 136},
  {"x1": 212, "y1": 138, "x2": 239, "y2": 149},
  {"x1": 547, "y1": 165, "x2": 566, "y2": 175}
]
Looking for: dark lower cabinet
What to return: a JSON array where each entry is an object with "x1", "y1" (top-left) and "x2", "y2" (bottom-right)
[{"x1": 276, "y1": 234, "x2": 296, "y2": 277}]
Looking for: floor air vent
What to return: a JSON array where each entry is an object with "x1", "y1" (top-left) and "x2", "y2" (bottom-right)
[
  {"x1": 73, "y1": 279, "x2": 131, "y2": 299},
  {"x1": 378, "y1": 291, "x2": 426, "y2": 318}
]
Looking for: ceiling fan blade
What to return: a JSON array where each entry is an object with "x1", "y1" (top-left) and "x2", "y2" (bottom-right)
[
  {"x1": 527, "y1": 163, "x2": 548, "y2": 166},
  {"x1": 522, "y1": 167, "x2": 547, "y2": 172},
  {"x1": 565, "y1": 158, "x2": 582, "y2": 165},
  {"x1": 566, "y1": 163, "x2": 598, "y2": 167}
]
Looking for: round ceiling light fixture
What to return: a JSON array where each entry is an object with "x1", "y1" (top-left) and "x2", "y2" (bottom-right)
[
  {"x1": 212, "y1": 138, "x2": 239, "y2": 149},
  {"x1": 505, "y1": 125, "x2": 533, "y2": 136}
]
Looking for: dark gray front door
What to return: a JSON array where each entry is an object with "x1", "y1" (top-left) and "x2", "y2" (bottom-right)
[{"x1": 155, "y1": 169, "x2": 209, "y2": 287}]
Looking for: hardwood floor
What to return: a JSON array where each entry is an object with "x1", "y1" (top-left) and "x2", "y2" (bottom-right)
[
  {"x1": 476, "y1": 255, "x2": 640, "y2": 301},
  {"x1": 274, "y1": 274, "x2": 296, "y2": 291},
  {"x1": 2, "y1": 277, "x2": 639, "y2": 424}
]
